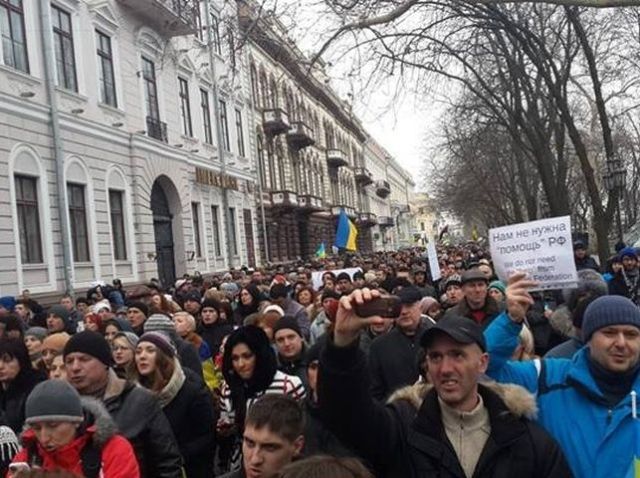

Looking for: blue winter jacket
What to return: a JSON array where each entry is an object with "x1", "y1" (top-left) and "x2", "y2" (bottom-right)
[{"x1": 485, "y1": 312, "x2": 638, "y2": 478}]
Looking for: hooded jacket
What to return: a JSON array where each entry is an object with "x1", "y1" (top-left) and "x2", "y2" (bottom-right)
[
  {"x1": 11, "y1": 398, "x2": 139, "y2": 477},
  {"x1": 319, "y1": 338, "x2": 572, "y2": 478},
  {"x1": 486, "y1": 312, "x2": 640, "y2": 478}
]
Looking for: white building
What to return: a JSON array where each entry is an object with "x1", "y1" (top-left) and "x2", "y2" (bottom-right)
[{"x1": 0, "y1": 0, "x2": 258, "y2": 297}]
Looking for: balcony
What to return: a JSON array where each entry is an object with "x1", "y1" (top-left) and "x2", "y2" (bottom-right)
[
  {"x1": 117, "y1": 0, "x2": 200, "y2": 37},
  {"x1": 270, "y1": 190, "x2": 298, "y2": 210},
  {"x1": 354, "y1": 167, "x2": 374, "y2": 186},
  {"x1": 357, "y1": 212, "x2": 378, "y2": 227},
  {"x1": 326, "y1": 149, "x2": 348, "y2": 168},
  {"x1": 375, "y1": 180, "x2": 391, "y2": 199},
  {"x1": 286, "y1": 122, "x2": 315, "y2": 149},
  {"x1": 378, "y1": 216, "x2": 394, "y2": 228},
  {"x1": 263, "y1": 109, "x2": 290, "y2": 136},
  {"x1": 146, "y1": 116, "x2": 168, "y2": 143},
  {"x1": 298, "y1": 194, "x2": 324, "y2": 212},
  {"x1": 331, "y1": 205, "x2": 357, "y2": 218}
]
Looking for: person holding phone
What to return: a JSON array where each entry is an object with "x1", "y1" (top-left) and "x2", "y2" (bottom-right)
[{"x1": 317, "y1": 288, "x2": 571, "y2": 478}]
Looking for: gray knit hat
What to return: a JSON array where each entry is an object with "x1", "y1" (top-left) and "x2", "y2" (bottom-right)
[
  {"x1": 143, "y1": 314, "x2": 175, "y2": 334},
  {"x1": 582, "y1": 295, "x2": 640, "y2": 341},
  {"x1": 114, "y1": 331, "x2": 139, "y2": 350},
  {"x1": 25, "y1": 327, "x2": 48, "y2": 342},
  {"x1": 25, "y1": 380, "x2": 84, "y2": 424}
]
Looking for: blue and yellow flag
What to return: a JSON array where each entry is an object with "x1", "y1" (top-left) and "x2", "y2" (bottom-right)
[
  {"x1": 315, "y1": 242, "x2": 326, "y2": 259},
  {"x1": 334, "y1": 209, "x2": 358, "y2": 251}
]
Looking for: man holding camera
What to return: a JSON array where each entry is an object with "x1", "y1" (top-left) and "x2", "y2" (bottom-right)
[{"x1": 317, "y1": 288, "x2": 571, "y2": 478}]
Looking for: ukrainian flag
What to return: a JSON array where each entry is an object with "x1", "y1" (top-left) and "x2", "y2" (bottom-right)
[{"x1": 334, "y1": 209, "x2": 358, "y2": 251}]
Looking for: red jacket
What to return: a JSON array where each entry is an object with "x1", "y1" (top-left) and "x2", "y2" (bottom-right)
[
  {"x1": 10, "y1": 427, "x2": 139, "y2": 477},
  {"x1": 9, "y1": 398, "x2": 140, "y2": 478}
]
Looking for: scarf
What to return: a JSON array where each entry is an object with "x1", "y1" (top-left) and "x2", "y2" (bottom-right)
[
  {"x1": 622, "y1": 268, "x2": 640, "y2": 304},
  {"x1": 157, "y1": 359, "x2": 186, "y2": 408},
  {"x1": 588, "y1": 354, "x2": 640, "y2": 406}
]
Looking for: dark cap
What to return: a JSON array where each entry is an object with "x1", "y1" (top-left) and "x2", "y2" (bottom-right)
[
  {"x1": 461, "y1": 269, "x2": 488, "y2": 285},
  {"x1": 396, "y1": 286, "x2": 423, "y2": 305},
  {"x1": 184, "y1": 290, "x2": 202, "y2": 303},
  {"x1": 420, "y1": 315, "x2": 486, "y2": 352}
]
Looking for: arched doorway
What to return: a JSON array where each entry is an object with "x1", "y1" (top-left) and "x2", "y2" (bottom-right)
[{"x1": 151, "y1": 180, "x2": 176, "y2": 288}]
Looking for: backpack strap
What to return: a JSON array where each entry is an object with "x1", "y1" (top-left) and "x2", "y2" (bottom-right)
[{"x1": 80, "y1": 437, "x2": 102, "y2": 478}]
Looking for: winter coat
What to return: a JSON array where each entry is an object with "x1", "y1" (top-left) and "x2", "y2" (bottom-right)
[
  {"x1": 574, "y1": 255, "x2": 600, "y2": 272},
  {"x1": 368, "y1": 325, "x2": 428, "y2": 401},
  {"x1": 161, "y1": 365, "x2": 216, "y2": 478},
  {"x1": 544, "y1": 337, "x2": 583, "y2": 359},
  {"x1": 0, "y1": 368, "x2": 45, "y2": 434},
  {"x1": 318, "y1": 339, "x2": 572, "y2": 478},
  {"x1": 485, "y1": 311, "x2": 637, "y2": 478},
  {"x1": 303, "y1": 397, "x2": 354, "y2": 458},
  {"x1": 277, "y1": 344, "x2": 309, "y2": 390},
  {"x1": 609, "y1": 271, "x2": 640, "y2": 305},
  {"x1": 101, "y1": 369, "x2": 183, "y2": 478},
  {"x1": 442, "y1": 296, "x2": 503, "y2": 329},
  {"x1": 11, "y1": 398, "x2": 139, "y2": 478},
  {"x1": 174, "y1": 336, "x2": 204, "y2": 379},
  {"x1": 198, "y1": 321, "x2": 234, "y2": 356}
]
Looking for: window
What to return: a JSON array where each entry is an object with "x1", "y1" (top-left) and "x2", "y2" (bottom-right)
[
  {"x1": 51, "y1": 5, "x2": 77, "y2": 92},
  {"x1": 109, "y1": 190, "x2": 127, "y2": 260},
  {"x1": 256, "y1": 134, "x2": 266, "y2": 189},
  {"x1": 96, "y1": 30, "x2": 116, "y2": 107},
  {"x1": 178, "y1": 78, "x2": 193, "y2": 137},
  {"x1": 250, "y1": 65, "x2": 259, "y2": 107},
  {"x1": 15, "y1": 175, "x2": 42, "y2": 263},
  {"x1": 192, "y1": 202, "x2": 202, "y2": 257},
  {"x1": 228, "y1": 207, "x2": 238, "y2": 256},
  {"x1": 209, "y1": 13, "x2": 221, "y2": 55},
  {"x1": 67, "y1": 183, "x2": 90, "y2": 262},
  {"x1": 142, "y1": 57, "x2": 159, "y2": 119},
  {"x1": 0, "y1": 0, "x2": 29, "y2": 72},
  {"x1": 227, "y1": 27, "x2": 235, "y2": 70},
  {"x1": 219, "y1": 99, "x2": 230, "y2": 151},
  {"x1": 200, "y1": 88, "x2": 212, "y2": 144},
  {"x1": 211, "y1": 205, "x2": 221, "y2": 256},
  {"x1": 235, "y1": 109, "x2": 245, "y2": 157}
]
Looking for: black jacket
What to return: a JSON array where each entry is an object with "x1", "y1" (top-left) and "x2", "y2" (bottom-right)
[
  {"x1": 163, "y1": 369, "x2": 217, "y2": 478},
  {"x1": 442, "y1": 296, "x2": 503, "y2": 330},
  {"x1": 368, "y1": 325, "x2": 428, "y2": 401},
  {"x1": 318, "y1": 340, "x2": 572, "y2": 478},
  {"x1": 575, "y1": 255, "x2": 600, "y2": 272},
  {"x1": 277, "y1": 345, "x2": 309, "y2": 390},
  {"x1": 102, "y1": 372, "x2": 183, "y2": 478},
  {"x1": 609, "y1": 271, "x2": 640, "y2": 305},
  {"x1": 199, "y1": 321, "x2": 234, "y2": 356},
  {"x1": 303, "y1": 397, "x2": 353, "y2": 458},
  {"x1": 0, "y1": 369, "x2": 44, "y2": 433}
]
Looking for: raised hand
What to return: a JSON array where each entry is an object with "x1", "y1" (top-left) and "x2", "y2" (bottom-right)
[
  {"x1": 333, "y1": 288, "x2": 393, "y2": 347},
  {"x1": 506, "y1": 272, "x2": 538, "y2": 323}
]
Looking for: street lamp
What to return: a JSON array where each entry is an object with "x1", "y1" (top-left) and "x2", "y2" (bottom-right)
[{"x1": 603, "y1": 156, "x2": 627, "y2": 243}]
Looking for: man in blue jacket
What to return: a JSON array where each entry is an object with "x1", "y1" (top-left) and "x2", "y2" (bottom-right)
[{"x1": 485, "y1": 272, "x2": 640, "y2": 478}]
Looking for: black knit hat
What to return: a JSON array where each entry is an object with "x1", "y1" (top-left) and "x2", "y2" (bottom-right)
[
  {"x1": 201, "y1": 298, "x2": 220, "y2": 311},
  {"x1": 126, "y1": 301, "x2": 149, "y2": 317},
  {"x1": 63, "y1": 331, "x2": 113, "y2": 366},
  {"x1": 273, "y1": 316, "x2": 303, "y2": 338}
]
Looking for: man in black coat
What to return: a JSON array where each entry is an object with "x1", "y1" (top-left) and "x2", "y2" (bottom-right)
[
  {"x1": 63, "y1": 331, "x2": 183, "y2": 478},
  {"x1": 368, "y1": 286, "x2": 429, "y2": 401},
  {"x1": 609, "y1": 247, "x2": 640, "y2": 305},
  {"x1": 318, "y1": 289, "x2": 572, "y2": 478}
]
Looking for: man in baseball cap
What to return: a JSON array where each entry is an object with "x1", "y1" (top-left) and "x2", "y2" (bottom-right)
[
  {"x1": 369, "y1": 286, "x2": 431, "y2": 401},
  {"x1": 442, "y1": 269, "x2": 503, "y2": 329}
]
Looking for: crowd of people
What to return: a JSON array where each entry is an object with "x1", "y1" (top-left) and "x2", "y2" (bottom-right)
[{"x1": 0, "y1": 240, "x2": 637, "y2": 477}]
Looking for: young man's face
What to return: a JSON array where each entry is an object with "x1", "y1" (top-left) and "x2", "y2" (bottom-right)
[{"x1": 242, "y1": 425, "x2": 303, "y2": 478}]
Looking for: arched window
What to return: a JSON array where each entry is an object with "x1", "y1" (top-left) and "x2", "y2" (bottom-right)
[
  {"x1": 269, "y1": 75, "x2": 278, "y2": 109},
  {"x1": 250, "y1": 63, "x2": 259, "y2": 108}
]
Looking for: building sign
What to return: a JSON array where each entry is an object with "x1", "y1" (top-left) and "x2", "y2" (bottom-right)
[{"x1": 195, "y1": 168, "x2": 239, "y2": 190}]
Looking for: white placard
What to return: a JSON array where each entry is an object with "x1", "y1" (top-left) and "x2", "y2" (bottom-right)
[
  {"x1": 489, "y1": 216, "x2": 578, "y2": 290},
  {"x1": 311, "y1": 268, "x2": 362, "y2": 291},
  {"x1": 426, "y1": 241, "x2": 442, "y2": 281}
]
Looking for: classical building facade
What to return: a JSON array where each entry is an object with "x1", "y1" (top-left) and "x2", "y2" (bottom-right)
[
  {"x1": 239, "y1": 0, "x2": 414, "y2": 261},
  {"x1": 0, "y1": 0, "x2": 258, "y2": 296}
]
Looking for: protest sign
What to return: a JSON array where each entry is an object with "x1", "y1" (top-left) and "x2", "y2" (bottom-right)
[
  {"x1": 311, "y1": 267, "x2": 363, "y2": 291},
  {"x1": 426, "y1": 241, "x2": 442, "y2": 282},
  {"x1": 489, "y1": 216, "x2": 578, "y2": 290}
]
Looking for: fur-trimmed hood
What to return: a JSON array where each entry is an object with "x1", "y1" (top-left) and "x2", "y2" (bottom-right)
[
  {"x1": 387, "y1": 379, "x2": 538, "y2": 420},
  {"x1": 21, "y1": 396, "x2": 118, "y2": 448}
]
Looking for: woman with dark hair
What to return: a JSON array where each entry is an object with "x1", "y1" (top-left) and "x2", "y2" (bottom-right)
[
  {"x1": 233, "y1": 285, "x2": 262, "y2": 325},
  {"x1": 198, "y1": 299, "x2": 233, "y2": 355},
  {"x1": 134, "y1": 332, "x2": 215, "y2": 478},
  {"x1": 217, "y1": 300, "x2": 234, "y2": 325},
  {"x1": 218, "y1": 326, "x2": 305, "y2": 472},
  {"x1": 0, "y1": 339, "x2": 46, "y2": 433}
]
